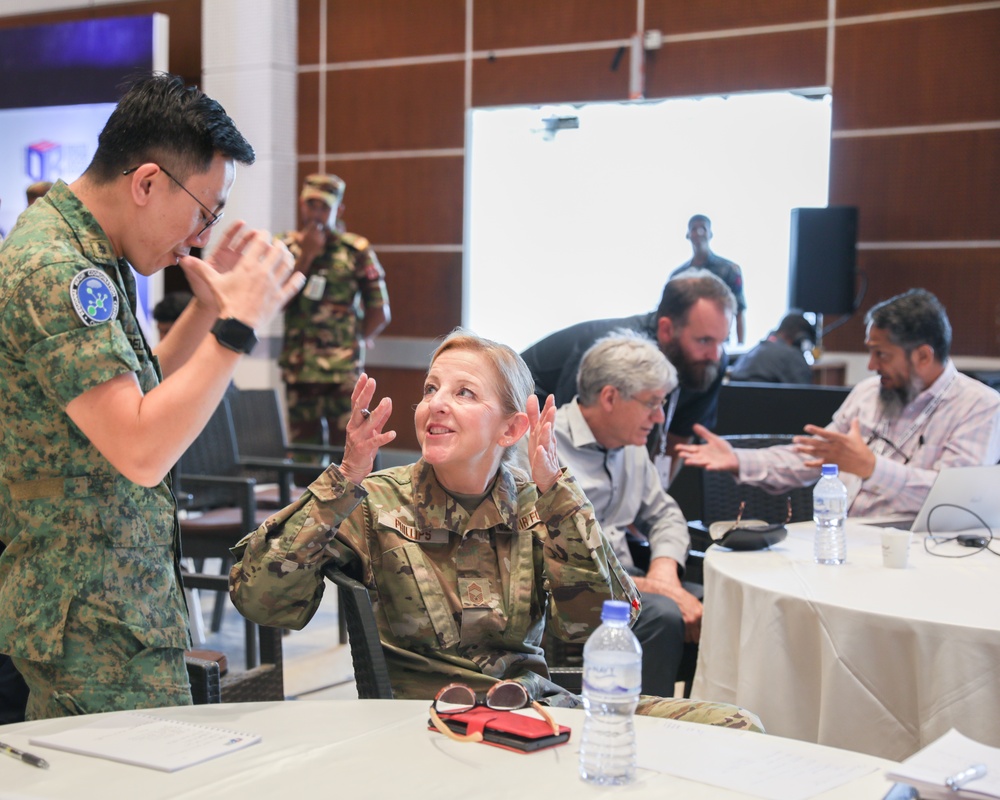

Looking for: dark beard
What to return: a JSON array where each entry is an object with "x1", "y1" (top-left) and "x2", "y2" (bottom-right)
[{"x1": 663, "y1": 339, "x2": 719, "y2": 393}]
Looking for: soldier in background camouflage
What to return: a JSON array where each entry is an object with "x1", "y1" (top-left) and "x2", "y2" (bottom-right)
[
  {"x1": 279, "y1": 174, "x2": 390, "y2": 448},
  {"x1": 0, "y1": 73, "x2": 303, "y2": 720},
  {"x1": 231, "y1": 331, "x2": 762, "y2": 731}
]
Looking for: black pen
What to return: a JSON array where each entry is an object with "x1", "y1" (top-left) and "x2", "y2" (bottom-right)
[{"x1": 0, "y1": 740, "x2": 50, "y2": 769}]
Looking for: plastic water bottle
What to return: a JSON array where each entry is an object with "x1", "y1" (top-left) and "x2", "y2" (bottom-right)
[
  {"x1": 579, "y1": 599, "x2": 642, "y2": 786},
  {"x1": 814, "y1": 463, "x2": 848, "y2": 565}
]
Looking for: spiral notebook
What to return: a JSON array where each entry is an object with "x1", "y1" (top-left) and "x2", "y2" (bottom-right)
[{"x1": 30, "y1": 712, "x2": 261, "y2": 772}]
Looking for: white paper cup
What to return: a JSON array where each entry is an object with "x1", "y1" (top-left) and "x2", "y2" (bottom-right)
[{"x1": 881, "y1": 528, "x2": 912, "y2": 569}]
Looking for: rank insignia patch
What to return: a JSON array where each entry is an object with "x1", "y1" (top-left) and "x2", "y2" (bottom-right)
[{"x1": 70, "y1": 269, "x2": 119, "y2": 326}]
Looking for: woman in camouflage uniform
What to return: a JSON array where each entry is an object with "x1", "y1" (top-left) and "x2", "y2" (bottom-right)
[{"x1": 231, "y1": 330, "x2": 760, "y2": 729}]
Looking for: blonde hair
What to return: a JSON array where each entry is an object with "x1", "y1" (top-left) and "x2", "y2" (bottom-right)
[{"x1": 429, "y1": 329, "x2": 534, "y2": 466}]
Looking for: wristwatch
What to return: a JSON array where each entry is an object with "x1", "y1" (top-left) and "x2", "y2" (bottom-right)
[{"x1": 211, "y1": 317, "x2": 257, "y2": 355}]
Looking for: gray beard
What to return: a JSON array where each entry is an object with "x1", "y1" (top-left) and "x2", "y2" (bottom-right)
[{"x1": 878, "y1": 376, "x2": 923, "y2": 417}]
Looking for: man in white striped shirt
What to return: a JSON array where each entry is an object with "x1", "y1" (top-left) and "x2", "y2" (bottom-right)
[{"x1": 676, "y1": 289, "x2": 1000, "y2": 517}]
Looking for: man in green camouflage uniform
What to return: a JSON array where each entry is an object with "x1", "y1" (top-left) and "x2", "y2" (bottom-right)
[
  {"x1": 230, "y1": 460, "x2": 762, "y2": 729},
  {"x1": 279, "y1": 175, "x2": 390, "y2": 448},
  {"x1": 0, "y1": 74, "x2": 303, "y2": 720}
]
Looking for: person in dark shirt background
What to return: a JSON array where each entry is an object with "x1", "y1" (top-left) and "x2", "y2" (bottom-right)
[
  {"x1": 729, "y1": 312, "x2": 815, "y2": 385},
  {"x1": 670, "y1": 214, "x2": 746, "y2": 344}
]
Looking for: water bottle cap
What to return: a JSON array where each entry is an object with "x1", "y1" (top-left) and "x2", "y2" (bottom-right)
[
  {"x1": 821, "y1": 463, "x2": 839, "y2": 477},
  {"x1": 601, "y1": 600, "x2": 631, "y2": 623}
]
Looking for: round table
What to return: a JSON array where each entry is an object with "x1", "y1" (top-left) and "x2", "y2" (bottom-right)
[
  {"x1": 0, "y1": 699, "x2": 899, "y2": 798},
  {"x1": 692, "y1": 521, "x2": 1000, "y2": 760}
]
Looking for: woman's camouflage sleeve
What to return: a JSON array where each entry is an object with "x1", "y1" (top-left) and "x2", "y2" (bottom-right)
[
  {"x1": 533, "y1": 468, "x2": 641, "y2": 643},
  {"x1": 229, "y1": 465, "x2": 366, "y2": 630}
]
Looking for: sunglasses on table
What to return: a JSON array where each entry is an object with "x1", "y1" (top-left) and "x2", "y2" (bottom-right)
[{"x1": 428, "y1": 681, "x2": 559, "y2": 743}]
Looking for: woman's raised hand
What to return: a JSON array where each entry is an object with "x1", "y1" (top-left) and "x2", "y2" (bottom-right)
[
  {"x1": 339, "y1": 374, "x2": 395, "y2": 484},
  {"x1": 526, "y1": 394, "x2": 560, "y2": 494}
]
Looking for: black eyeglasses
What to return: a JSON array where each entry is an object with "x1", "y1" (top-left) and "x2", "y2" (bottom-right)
[
  {"x1": 866, "y1": 431, "x2": 923, "y2": 465},
  {"x1": 122, "y1": 164, "x2": 222, "y2": 238}
]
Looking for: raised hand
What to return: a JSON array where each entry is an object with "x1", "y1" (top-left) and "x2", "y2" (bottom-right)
[
  {"x1": 526, "y1": 394, "x2": 560, "y2": 494},
  {"x1": 179, "y1": 227, "x2": 304, "y2": 330},
  {"x1": 794, "y1": 418, "x2": 875, "y2": 478},
  {"x1": 339, "y1": 374, "x2": 396, "y2": 484},
  {"x1": 675, "y1": 423, "x2": 739, "y2": 472}
]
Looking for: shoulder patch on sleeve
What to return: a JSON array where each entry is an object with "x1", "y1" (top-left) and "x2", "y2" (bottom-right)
[
  {"x1": 70, "y1": 268, "x2": 119, "y2": 326},
  {"x1": 340, "y1": 232, "x2": 369, "y2": 250}
]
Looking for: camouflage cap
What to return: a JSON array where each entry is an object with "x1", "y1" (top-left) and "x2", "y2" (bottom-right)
[{"x1": 301, "y1": 174, "x2": 345, "y2": 208}]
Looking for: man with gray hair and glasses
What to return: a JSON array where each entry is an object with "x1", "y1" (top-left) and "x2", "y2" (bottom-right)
[
  {"x1": 554, "y1": 331, "x2": 701, "y2": 697},
  {"x1": 679, "y1": 288, "x2": 1000, "y2": 517}
]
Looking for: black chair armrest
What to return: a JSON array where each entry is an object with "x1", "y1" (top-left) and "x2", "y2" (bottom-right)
[
  {"x1": 185, "y1": 655, "x2": 221, "y2": 704},
  {"x1": 323, "y1": 565, "x2": 394, "y2": 699},
  {"x1": 286, "y1": 442, "x2": 345, "y2": 458},
  {"x1": 238, "y1": 455, "x2": 327, "y2": 475},
  {"x1": 687, "y1": 520, "x2": 713, "y2": 553},
  {"x1": 177, "y1": 473, "x2": 257, "y2": 490},
  {"x1": 175, "y1": 473, "x2": 257, "y2": 534},
  {"x1": 548, "y1": 667, "x2": 582, "y2": 694}
]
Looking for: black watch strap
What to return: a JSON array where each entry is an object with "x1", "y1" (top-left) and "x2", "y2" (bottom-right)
[{"x1": 211, "y1": 317, "x2": 257, "y2": 355}]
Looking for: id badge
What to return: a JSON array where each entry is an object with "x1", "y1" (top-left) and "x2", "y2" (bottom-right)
[
  {"x1": 654, "y1": 453, "x2": 673, "y2": 490},
  {"x1": 303, "y1": 274, "x2": 326, "y2": 300}
]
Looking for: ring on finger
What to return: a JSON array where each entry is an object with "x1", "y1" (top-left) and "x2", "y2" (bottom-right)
[{"x1": 359, "y1": 408, "x2": 371, "y2": 420}]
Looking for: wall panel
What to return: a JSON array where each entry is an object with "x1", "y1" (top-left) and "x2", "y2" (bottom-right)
[
  {"x1": 319, "y1": 156, "x2": 465, "y2": 246},
  {"x1": 297, "y1": 72, "x2": 321, "y2": 156},
  {"x1": 837, "y1": 0, "x2": 994, "y2": 16},
  {"x1": 377, "y1": 252, "x2": 462, "y2": 338},
  {"x1": 298, "y1": 0, "x2": 321, "y2": 64},
  {"x1": 325, "y1": 62, "x2": 465, "y2": 152},
  {"x1": 473, "y1": 0, "x2": 633, "y2": 50},
  {"x1": 646, "y1": 0, "x2": 827, "y2": 32},
  {"x1": 830, "y1": 130, "x2": 1000, "y2": 242},
  {"x1": 472, "y1": 49, "x2": 629, "y2": 108},
  {"x1": 833, "y1": 8, "x2": 1000, "y2": 129},
  {"x1": 646, "y1": 28, "x2": 827, "y2": 99},
  {"x1": 364, "y1": 367, "x2": 426, "y2": 450},
  {"x1": 327, "y1": 0, "x2": 465, "y2": 62},
  {"x1": 822, "y1": 249, "x2": 1000, "y2": 356}
]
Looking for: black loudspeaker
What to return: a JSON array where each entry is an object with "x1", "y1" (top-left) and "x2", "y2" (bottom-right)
[{"x1": 788, "y1": 206, "x2": 858, "y2": 314}]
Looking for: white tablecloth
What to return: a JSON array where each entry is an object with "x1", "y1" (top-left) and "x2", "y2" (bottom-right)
[
  {"x1": 692, "y1": 521, "x2": 1000, "y2": 760},
  {"x1": 0, "y1": 700, "x2": 900, "y2": 799}
]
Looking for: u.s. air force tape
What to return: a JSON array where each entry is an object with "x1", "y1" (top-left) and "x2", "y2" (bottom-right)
[{"x1": 70, "y1": 269, "x2": 119, "y2": 326}]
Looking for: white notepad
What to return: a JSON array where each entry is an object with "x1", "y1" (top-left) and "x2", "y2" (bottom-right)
[
  {"x1": 886, "y1": 729, "x2": 1000, "y2": 800},
  {"x1": 30, "y1": 712, "x2": 261, "y2": 772}
]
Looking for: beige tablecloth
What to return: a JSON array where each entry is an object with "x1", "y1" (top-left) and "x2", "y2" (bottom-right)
[
  {"x1": 0, "y1": 699, "x2": 900, "y2": 799},
  {"x1": 692, "y1": 521, "x2": 1000, "y2": 760}
]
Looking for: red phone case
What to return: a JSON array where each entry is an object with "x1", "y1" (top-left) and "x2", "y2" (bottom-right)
[{"x1": 428, "y1": 706, "x2": 571, "y2": 753}]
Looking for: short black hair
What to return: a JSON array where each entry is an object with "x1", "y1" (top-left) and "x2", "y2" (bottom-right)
[
  {"x1": 152, "y1": 291, "x2": 193, "y2": 324},
  {"x1": 865, "y1": 288, "x2": 951, "y2": 362},
  {"x1": 86, "y1": 72, "x2": 254, "y2": 183},
  {"x1": 776, "y1": 312, "x2": 816, "y2": 346},
  {"x1": 656, "y1": 268, "x2": 736, "y2": 327},
  {"x1": 687, "y1": 213, "x2": 711, "y2": 229}
]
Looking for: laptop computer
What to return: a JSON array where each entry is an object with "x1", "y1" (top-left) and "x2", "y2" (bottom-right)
[{"x1": 868, "y1": 465, "x2": 1000, "y2": 533}]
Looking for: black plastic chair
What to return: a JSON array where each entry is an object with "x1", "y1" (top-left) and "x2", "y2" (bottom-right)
[
  {"x1": 228, "y1": 387, "x2": 345, "y2": 509},
  {"x1": 322, "y1": 564, "x2": 394, "y2": 699},
  {"x1": 182, "y1": 571, "x2": 285, "y2": 703},
  {"x1": 174, "y1": 398, "x2": 272, "y2": 642}
]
